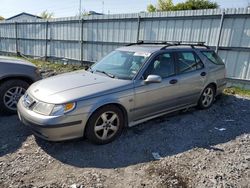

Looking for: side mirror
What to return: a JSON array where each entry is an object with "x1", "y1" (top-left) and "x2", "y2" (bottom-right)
[{"x1": 144, "y1": 75, "x2": 162, "y2": 84}]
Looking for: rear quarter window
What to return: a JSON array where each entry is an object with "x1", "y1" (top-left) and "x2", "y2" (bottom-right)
[{"x1": 202, "y1": 51, "x2": 224, "y2": 65}]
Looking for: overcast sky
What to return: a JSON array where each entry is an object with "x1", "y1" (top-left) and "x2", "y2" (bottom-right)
[{"x1": 0, "y1": 0, "x2": 249, "y2": 18}]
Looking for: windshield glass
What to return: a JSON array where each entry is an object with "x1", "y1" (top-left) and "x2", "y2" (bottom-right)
[{"x1": 91, "y1": 50, "x2": 150, "y2": 80}]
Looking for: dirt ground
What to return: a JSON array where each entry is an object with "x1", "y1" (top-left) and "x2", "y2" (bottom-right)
[{"x1": 0, "y1": 94, "x2": 249, "y2": 188}]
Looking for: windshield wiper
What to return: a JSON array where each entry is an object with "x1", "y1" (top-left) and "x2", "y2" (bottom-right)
[{"x1": 95, "y1": 70, "x2": 115, "y2": 78}]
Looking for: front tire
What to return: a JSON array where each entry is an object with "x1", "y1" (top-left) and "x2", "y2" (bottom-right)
[
  {"x1": 198, "y1": 85, "x2": 215, "y2": 109},
  {"x1": 0, "y1": 79, "x2": 29, "y2": 115},
  {"x1": 85, "y1": 105, "x2": 125, "y2": 144}
]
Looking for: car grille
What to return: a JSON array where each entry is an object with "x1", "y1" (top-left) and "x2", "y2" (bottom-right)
[{"x1": 23, "y1": 93, "x2": 36, "y2": 109}]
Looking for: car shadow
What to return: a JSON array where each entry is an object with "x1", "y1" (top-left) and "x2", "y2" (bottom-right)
[
  {"x1": 0, "y1": 115, "x2": 31, "y2": 157},
  {"x1": 35, "y1": 95, "x2": 250, "y2": 169}
]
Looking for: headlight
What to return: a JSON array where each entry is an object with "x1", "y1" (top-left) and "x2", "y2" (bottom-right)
[
  {"x1": 50, "y1": 102, "x2": 76, "y2": 116},
  {"x1": 33, "y1": 102, "x2": 54, "y2": 116}
]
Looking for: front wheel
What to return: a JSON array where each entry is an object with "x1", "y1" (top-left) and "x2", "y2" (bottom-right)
[
  {"x1": 0, "y1": 79, "x2": 29, "y2": 115},
  {"x1": 197, "y1": 85, "x2": 215, "y2": 109},
  {"x1": 85, "y1": 105, "x2": 125, "y2": 144}
]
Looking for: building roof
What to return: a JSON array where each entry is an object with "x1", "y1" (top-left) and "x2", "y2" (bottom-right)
[
  {"x1": 6, "y1": 12, "x2": 42, "y2": 20},
  {"x1": 88, "y1": 11, "x2": 103, "y2": 15}
]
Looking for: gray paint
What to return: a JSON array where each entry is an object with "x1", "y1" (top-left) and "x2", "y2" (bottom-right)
[
  {"x1": 0, "y1": 8, "x2": 250, "y2": 80},
  {"x1": 17, "y1": 45, "x2": 226, "y2": 141},
  {"x1": 0, "y1": 56, "x2": 40, "y2": 82}
]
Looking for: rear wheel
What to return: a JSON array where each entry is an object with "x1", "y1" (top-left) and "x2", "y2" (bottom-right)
[
  {"x1": 85, "y1": 105, "x2": 124, "y2": 144},
  {"x1": 0, "y1": 79, "x2": 29, "y2": 115},
  {"x1": 198, "y1": 85, "x2": 215, "y2": 109}
]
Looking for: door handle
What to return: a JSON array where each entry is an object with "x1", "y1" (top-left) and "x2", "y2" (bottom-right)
[
  {"x1": 200, "y1": 72, "x2": 207, "y2": 77},
  {"x1": 169, "y1": 79, "x2": 178, "y2": 85}
]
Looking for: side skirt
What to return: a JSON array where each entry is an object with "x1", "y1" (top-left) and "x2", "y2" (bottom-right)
[{"x1": 128, "y1": 104, "x2": 197, "y2": 127}]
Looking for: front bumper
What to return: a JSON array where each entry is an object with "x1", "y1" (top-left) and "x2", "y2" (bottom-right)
[{"x1": 17, "y1": 98, "x2": 88, "y2": 141}]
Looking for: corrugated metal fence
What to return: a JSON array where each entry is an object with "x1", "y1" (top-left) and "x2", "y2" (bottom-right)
[{"x1": 0, "y1": 8, "x2": 250, "y2": 81}]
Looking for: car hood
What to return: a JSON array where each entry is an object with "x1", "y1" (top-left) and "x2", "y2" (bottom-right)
[
  {"x1": 0, "y1": 56, "x2": 35, "y2": 67},
  {"x1": 28, "y1": 70, "x2": 133, "y2": 104}
]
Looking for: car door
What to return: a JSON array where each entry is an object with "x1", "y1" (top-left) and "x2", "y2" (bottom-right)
[
  {"x1": 132, "y1": 51, "x2": 179, "y2": 121},
  {"x1": 173, "y1": 50, "x2": 207, "y2": 106}
]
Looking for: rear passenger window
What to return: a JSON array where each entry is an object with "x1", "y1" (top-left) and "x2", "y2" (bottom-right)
[
  {"x1": 143, "y1": 52, "x2": 175, "y2": 79},
  {"x1": 202, "y1": 51, "x2": 224, "y2": 65},
  {"x1": 176, "y1": 51, "x2": 204, "y2": 74}
]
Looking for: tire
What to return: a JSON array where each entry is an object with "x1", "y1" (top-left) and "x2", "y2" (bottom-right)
[
  {"x1": 197, "y1": 85, "x2": 215, "y2": 110},
  {"x1": 85, "y1": 105, "x2": 125, "y2": 145},
  {"x1": 0, "y1": 79, "x2": 29, "y2": 115}
]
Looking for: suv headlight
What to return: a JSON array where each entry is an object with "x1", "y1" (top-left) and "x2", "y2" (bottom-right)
[{"x1": 50, "y1": 102, "x2": 76, "y2": 116}]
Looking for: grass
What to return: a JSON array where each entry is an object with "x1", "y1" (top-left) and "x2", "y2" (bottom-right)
[
  {"x1": 223, "y1": 87, "x2": 250, "y2": 97},
  {"x1": 8, "y1": 55, "x2": 85, "y2": 73},
  {"x1": 27, "y1": 58, "x2": 84, "y2": 73}
]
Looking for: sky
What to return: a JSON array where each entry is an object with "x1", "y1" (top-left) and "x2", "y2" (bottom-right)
[{"x1": 0, "y1": 0, "x2": 249, "y2": 18}]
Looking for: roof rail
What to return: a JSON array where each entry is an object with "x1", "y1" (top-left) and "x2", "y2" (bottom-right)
[
  {"x1": 160, "y1": 41, "x2": 210, "y2": 49},
  {"x1": 126, "y1": 40, "x2": 210, "y2": 49},
  {"x1": 126, "y1": 40, "x2": 171, "y2": 46}
]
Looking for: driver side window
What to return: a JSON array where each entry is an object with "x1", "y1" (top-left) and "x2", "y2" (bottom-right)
[{"x1": 143, "y1": 52, "x2": 175, "y2": 79}]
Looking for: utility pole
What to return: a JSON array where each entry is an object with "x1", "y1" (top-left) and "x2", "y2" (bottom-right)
[
  {"x1": 102, "y1": 1, "x2": 104, "y2": 14},
  {"x1": 79, "y1": 0, "x2": 83, "y2": 65},
  {"x1": 79, "y1": 0, "x2": 82, "y2": 18}
]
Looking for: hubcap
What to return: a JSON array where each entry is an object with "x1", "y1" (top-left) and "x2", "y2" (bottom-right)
[
  {"x1": 3, "y1": 87, "x2": 26, "y2": 110},
  {"x1": 94, "y1": 111, "x2": 120, "y2": 140},
  {"x1": 202, "y1": 87, "x2": 214, "y2": 107}
]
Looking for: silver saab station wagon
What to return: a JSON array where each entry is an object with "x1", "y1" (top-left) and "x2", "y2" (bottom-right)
[{"x1": 17, "y1": 41, "x2": 226, "y2": 144}]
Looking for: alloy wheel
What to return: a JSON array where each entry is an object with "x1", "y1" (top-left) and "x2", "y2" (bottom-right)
[
  {"x1": 3, "y1": 86, "x2": 26, "y2": 110},
  {"x1": 94, "y1": 111, "x2": 120, "y2": 141},
  {"x1": 201, "y1": 87, "x2": 214, "y2": 108}
]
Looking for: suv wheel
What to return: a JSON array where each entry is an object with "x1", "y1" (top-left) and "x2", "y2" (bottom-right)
[
  {"x1": 86, "y1": 105, "x2": 124, "y2": 144},
  {"x1": 0, "y1": 79, "x2": 29, "y2": 115},
  {"x1": 198, "y1": 85, "x2": 215, "y2": 109}
]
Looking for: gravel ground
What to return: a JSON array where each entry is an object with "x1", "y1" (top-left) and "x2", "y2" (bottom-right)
[{"x1": 0, "y1": 94, "x2": 249, "y2": 188}]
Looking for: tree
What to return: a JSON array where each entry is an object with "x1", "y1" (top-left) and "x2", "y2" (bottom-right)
[
  {"x1": 147, "y1": 4, "x2": 157, "y2": 12},
  {"x1": 147, "y1": 0, "x2": 218, "y2": 12},
  {"x1": 40, "y1": 10, "x2": 54, "y2": 19},
  {"x1": 174, "y1": 0, "x2": 218, "y2": 10},
  {"x1": 0, "y1": 16, "x2": 4, "y2": 20},
  {"x1": 158, "y1": 0, "x2": 174, "y2": 11}
]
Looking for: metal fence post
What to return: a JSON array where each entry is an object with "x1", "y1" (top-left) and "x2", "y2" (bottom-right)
[
  {"x1": 80, "y1": 18, "x2": 84, "y2": 66},
  {"x1": 136, "y1": 15, "x2": 141, "y2": 42},
  {"x1": 216, "y1": 11, "x2": 225, "y2": 53},
  {"x1": 0, "y1": 25, "x2": 1, "y2": 52},
  {"x1": 14, "y1": 22, "x2": 20, "y2": 56},
  {"x1": 45, "y1": 21, "x2": 49, "y2": 61}
]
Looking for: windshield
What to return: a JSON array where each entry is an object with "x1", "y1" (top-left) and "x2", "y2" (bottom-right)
[{"x1": 90, "y1": 50, "x2": 150, "y2": 80}]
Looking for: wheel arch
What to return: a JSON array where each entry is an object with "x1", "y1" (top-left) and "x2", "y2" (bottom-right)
[
  {"x1": 0, "y1": 75, "x2": 34, "y2": 86},
  {"x1": 206, "y1": 82, "x2": 217, "y2": 94}
]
